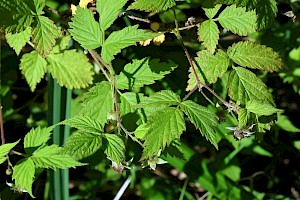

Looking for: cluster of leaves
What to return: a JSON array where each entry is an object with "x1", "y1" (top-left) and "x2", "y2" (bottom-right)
[
  {"x1": 1, "y1": 0, "x2": 299, "y2": 199},
  {"x1": 0, "y1": 127, "x2": 83, "y2": 197}
]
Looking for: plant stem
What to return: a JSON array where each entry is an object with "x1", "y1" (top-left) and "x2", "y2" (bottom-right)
[
  {"x1": 179, "y1": 178, "x2": 189, "y2": 200},
  {"x1": 89, "y1": 50, "x2": 111, "y2": 82},
  {"x1": 173, "y1": 10, "x2": 239, "y2": 111},
  {"x1": 11, "y1": 150, "x2": 26, "y2": 157},
  {"x1": 0, "y1": 105, "x2": 5, "y2": 145}
]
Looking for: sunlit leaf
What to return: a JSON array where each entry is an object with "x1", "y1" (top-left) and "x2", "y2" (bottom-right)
[
  {"x1": 198, "y1": 20, "x2": 219, "y2": 54},
  {"x1": 128, "y1": 0, "x2": 176, "y2": 12},
  {"x1": 24, "y1": 126, "x2": 53, "y2": 149},
  {"x1": 103, "y1": 134, "x2": 125, "y2": 165},
  {"x1": 5, "y1": 27, "x2": 31, "y2": 55},
  {"x1": 61, "y1": 115, "x2": 104, "y2": 134},
  {"x1": 246, "y1": 100, "x2": 282, "y2": 116},
  {"x1": 0, "y1": 140, "x2": 20, "y2": 164},
  {"x1": 137, "y1": 90, "x2": 181, "y2": 108}
]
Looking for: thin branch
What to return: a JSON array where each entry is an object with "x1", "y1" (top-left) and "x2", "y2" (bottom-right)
[
  {"x1": 120, "y1": 124, "x2": 144, "y2": 147},
  {"x1": 181, "y1": 86, "x2": 198, "y2": 102},
  {"x1": 88, "y1": 50, "x2": 111, "y2": 82},
  {"x1": 0, "y1": 105, "x2": 5, "y2": 145},
  {"x1": 11, "y1": 150, "x2": 26, "y2": 157},
  {"x1": 172, "y1": 10, "x2": 239, "y2": 111},
  {"x1": 113, "y1": 82, "x2": 121, "y2": 129}
]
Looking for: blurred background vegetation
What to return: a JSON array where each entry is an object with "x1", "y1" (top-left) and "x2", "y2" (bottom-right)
[{"x1": 1, "y1": 0, "x2": 300, "y2": 199}]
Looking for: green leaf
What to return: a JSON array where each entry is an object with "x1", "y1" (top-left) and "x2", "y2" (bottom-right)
[
  {"x1": 218, "y1": 0, "x2": 277, "y2": 30},
  {"x1": 101, "y1": 25, "x2": 156, "y2": 63},
  {"x1": 69, "y1": 7, "x2": 102, "y2": 50},
  {"x1": 134, "y1": 124, "x2": 149, "y2": 139},
  {"x1": 103, "y1": 134, "x2": 125, "y2": 165},
  {"x1": 227, "y1": 41, "x2": 284, "y2": 72},
  {"x1": 5, "y1": 27, "x2": 31, "y2": 55},
  {"x1": 80, "y1": 81, "x2": 114, "y2": 126},
  {"x1": 238, "y1": 108, "x2": 249, "y2": 128},
  {"x1": 96, "y1": 0, "x2": 128, "y2": 31},
  {"x1": 32, "y1": 16, "x2": 61, "y2": 57},
  {"x1": 20, "y1": 51, "x2": 47, "y2": 92},
  {"x1": 137, "y1": 90, "x2": 181, "y2": 108},
  {"x1": 31, "y1": 145, "x2": 85, "y2": 170},
  {"x1": 228, "y1": 67, "x2": 274, "y2": 105},
  {"x1": 142, "y1": 107, "x2": 186, "y2": 159},
  {"x1": 198, "y1": 20, "x2": 219, "y2": 54},
  {"x1": 276, "y1": 114, "x2": 300, "y2": 133},
  {"x1": 180, "y1": 100, "x2": 218, "y2": 148},
  {"x1": 115, "y1": 58, "x2": 176, "y2": 89},
  {"x1": 32, "y1": 0, "x2": 45, "y2": 15},
  {"x1": 0, "y1": 0, "x2": 33, "y2": 33},
  {"x1": 0, "y1": 140, "x2": 20, "y2": 164},
  {"x1": 12, "y1": 158, "x2": 35, "y2": 197},
  {"x1": 217, "y1": 4, "x2": 256, "y2": 36},
  {"x1": 50, "y1": 35, "x2": 72, "y2": 54},
  {"x1": 47, "y1": 50, "x2": 94, "y2": 89},
  {"x1": 203, "y1": 4, "x2": 222, "y2": 19},
  {"x1": 246, "y1": 100, "x2": 282, "y2": 116},
  {"x1": 195, "y1": 50, "x2": 230, "y2": 84},
  {"x1": 61, "y1": 115, "x2": 104, "y2": 134},
  {"x1": 119, "y1": 92, "x2": 144, "y2": 116},
  {"x1": 128, "y1": 0, "x2": 176, "y2": 12},
  {"x1": 186, "y1": 61, "x2": 199, "y2": 91},
  {"x1": 63, "y1": 132, "x2": 102, "y2": 160},
  {"x1": 24, "y1": 126, "x2": 53, "y2": 149}
]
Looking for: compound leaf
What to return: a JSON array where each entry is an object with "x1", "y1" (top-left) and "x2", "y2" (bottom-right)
[
  {"x1": 69, "y1": 7, "x2": 102, "y2": 50},
  {"x1": 80, "y1": 81, "x2": 114, "y2": 126},
  {"x1": 119, "y1": 92, "x2": 144, "y2": 116},
  {"x1": 32, "y1": 16, "x2": 61, "y2": 57},
  {"x1": 227, "y1": 41, "x2": 284, "y2": 72},
  {"x1": 142, "y1": 107, "x2": 186, "y2": 159},
  {"x1": 0, "y1": 140, "x2": 20, "y2": 164},
  {"x1": 5, "y1": 27, "x2": 31, "y2": 55},
  {"x1": 101, "y1": 25, "x2": 156, "y2": 63},
  {"x1": 103, "y1": 134, "x2": 125, "y2": 165},
  {"x1": 63, "y1": 132, "x2": 102, "y2": 160},
  {"x1": 96, "y1": 0, "x2": 128, "y2": 31},
  {"x1": 47, "y1": 50, "x2": 94, "y2": 89},
  {"x1": 137, "y1": 90, "x2": 181, "y2": 108},
  {"x1": 180, "y1": 100, "x2": 218, "y2": 148},
  {"x1": 217, "y1": 4, "x2": 256, "y2": 36},
  {"x1": 115, "y1": 58, "x2": 176, "y2": 89},
  {"x1": 198, "y1": 20, "x2": 219, "y2": 54},
  {"x1": 228, "y1": 67, "x2": 274, "y2": 105},
  {"x1": 12, "y1": 158, "x2": 35, "y2": 197},
  {"x1": 20, "y1": 51, "x2": 47, "y2": 92},
  {"x1": 128, "y1": 0, "x2": 176, "y2": 12},
  {"x1": 31, "y1": 145, "x2": 85, "y2": 170}
]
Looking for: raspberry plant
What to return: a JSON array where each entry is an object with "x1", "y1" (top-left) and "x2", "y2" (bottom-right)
[{"x1": 1, "y1": 0, "x2": 299, "y2": 199}]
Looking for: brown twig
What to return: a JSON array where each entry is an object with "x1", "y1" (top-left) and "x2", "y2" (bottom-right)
[{"x1": 88, "y1": 50, "x2": 111, "y2": 82}]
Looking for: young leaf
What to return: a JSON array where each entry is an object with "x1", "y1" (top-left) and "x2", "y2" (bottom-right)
[
  {"x1": 203, "y1": 4, "x2": 222, "y2": 19},
  {"x1": 61, "y1": 115, "x2": 104, "y2": 134},
  {"x1": 101, "y1": 25, "x2": 156, "y2": 63},
  {"x1": 137, "y1": 90, "x2": 181, "y2": 108},
  {"x1": 69, "y1": 7, "x2": 102, "y2": 50},
  {"x1": 119, "y1": 92, "x2": 144, "y2": 116},
  {"x1": 246, "y1": 100, "x2": 282, "y2": 116},
  {"x1": 96, "y1": 0, "x2": 128, "y2": 32},
  {"x1": 24, "y1": 126, "x2": 53, "y2": 149},
  {"x1": 31, "y1": 145, "x2": 85, "y2": 170},
  {"x1": 47, "y1": 49, "x2": 94, "y2": 89},
  {"x1": 128, "y1": 0, "x2": 176, "y2": 12},
  {"x1": 115, "y1": 58, "x2": 176, "y2": 89},
  {"x1": 63, "y1": 132, "x2": 102, "y2": 160},
  {"x1": 228, "y1": 67, "x2": 274, "y2": 105},
  {"x1": 186, "y1": 61, "x2": 200, "y2": 91},
  {"x1": 80, "y1": 81, "x2": 114, "y2": 126},
  {"x1": 19, "y1": 51, "x2": 47, "y2": 92},
  {"x1": 31, "y1": 0, "x2": 45, "y2": 15},
  {"x1": 32, "y1": 16, "x2": 61, "y2": 57},
  {"x1": 0, "y1": 140, "x2": 20, "y2": 164},
  {"x1": 142, "y1": 107, "x2": 186, "y2": 159},
  {"x1": 198, "y1": 20, "x2": 219, "y2": 54},
  {"x1": 5, "y1": 27, "x2": 31, "y2": 55},
  {"x1": 0, "y1": 0, "x2": 33, "y2": 33},
  {"x1": 180, "y1": 100, "x2": 218, "y2": 148},
  {"x1": 217, "y1": 4, "x2": 256, "y2": 36},
  {"x1": 12, "y1": 158, "x2": 35, "y2": 197},
  {"x1": 227, "y1": 41, "x2": 284, "y2": 72},
  {"x1": 103, "y1": 134, "x2": 125, "y2": 165},
  {"x1": 195, "y1": 50, "x2": 230, "y2": 84}
]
